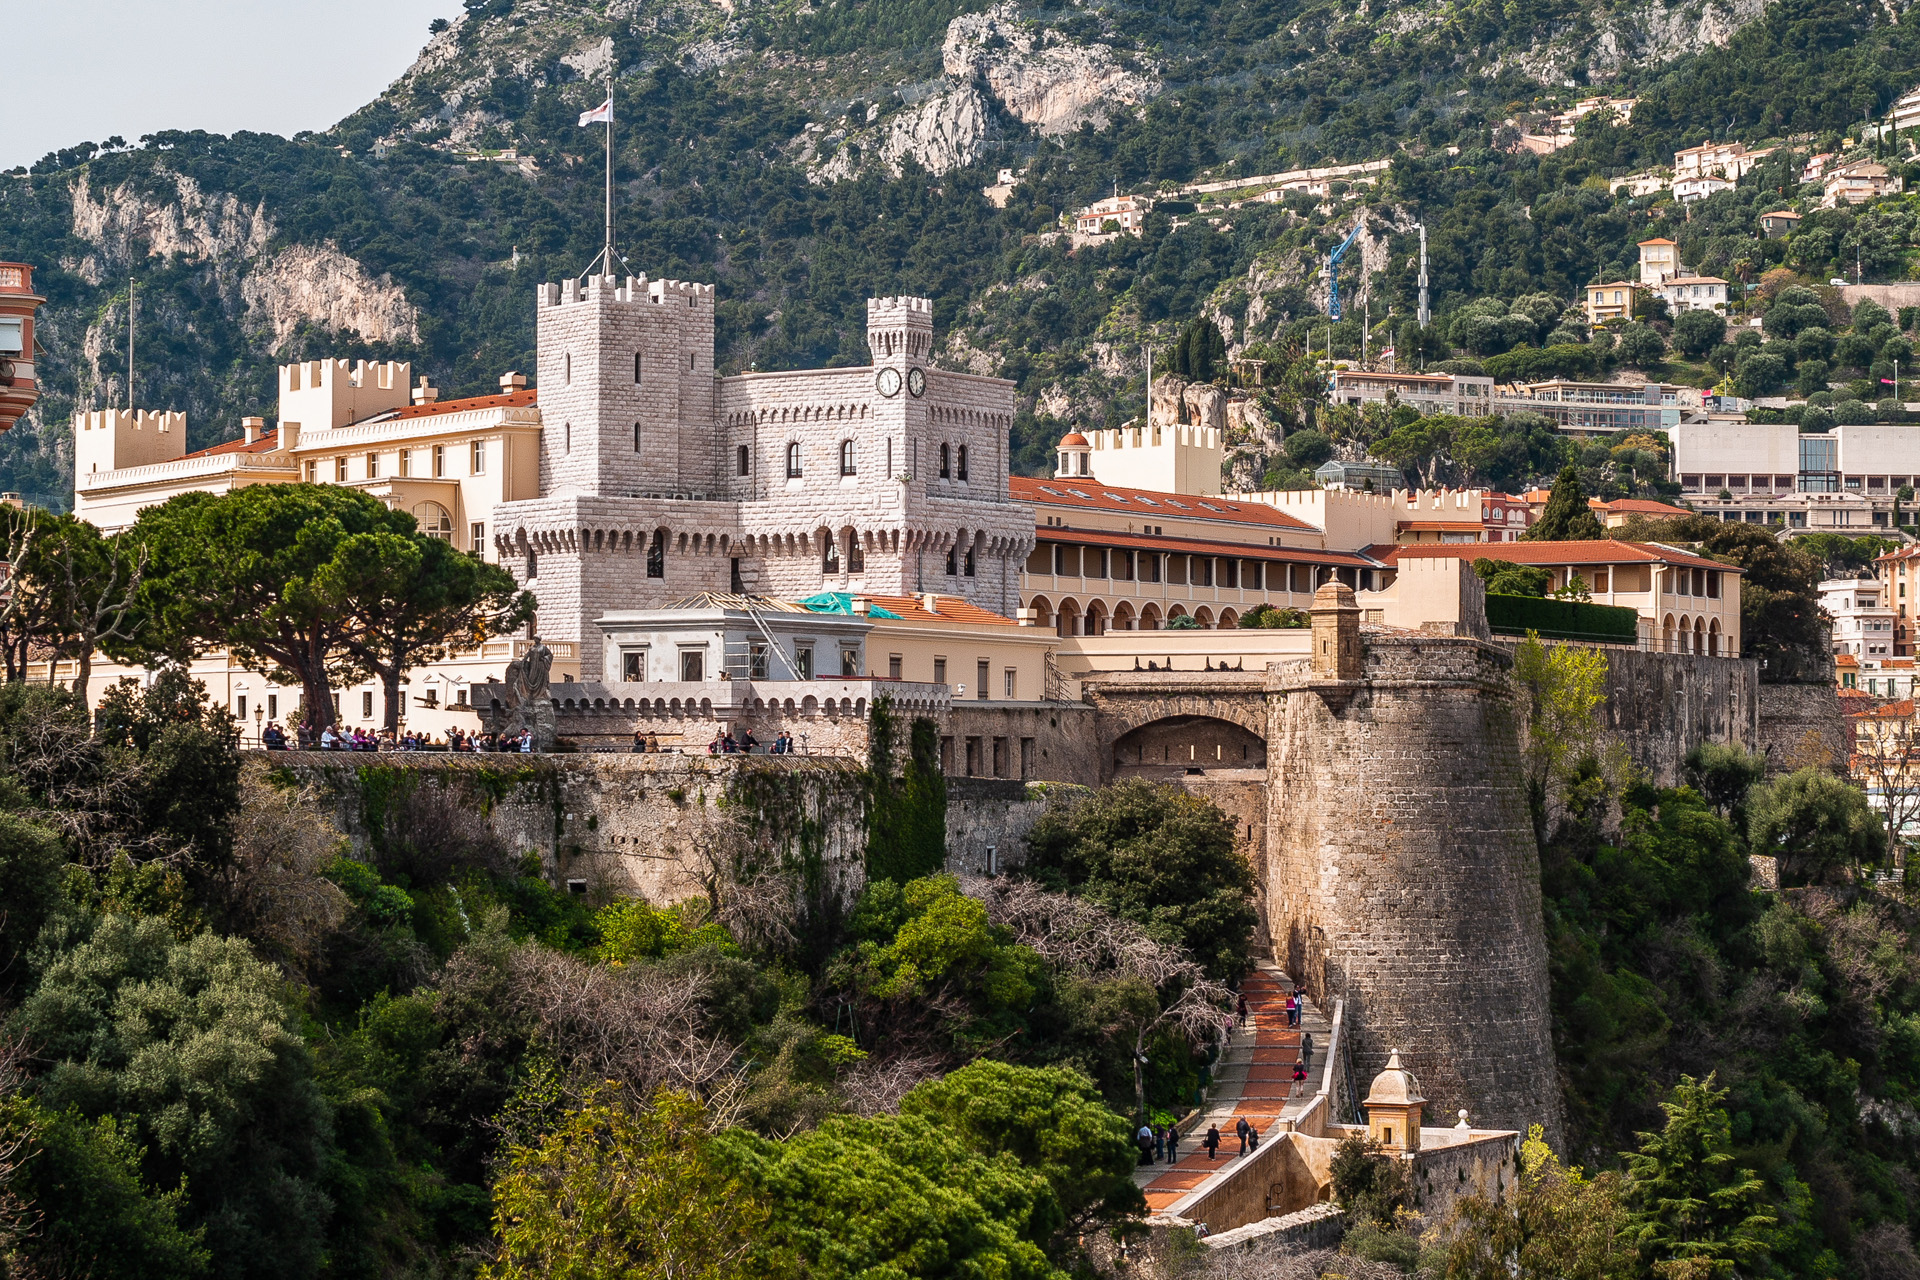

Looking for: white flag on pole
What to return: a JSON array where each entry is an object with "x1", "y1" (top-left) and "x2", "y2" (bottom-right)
[{"x1": 578, "y1": 98, "x2": 612, "y2": 126}]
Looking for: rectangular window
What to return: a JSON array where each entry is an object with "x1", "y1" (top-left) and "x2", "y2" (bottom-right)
[
  {"x1": 335, "y1": 457, "x2": 348, "y2": 482},
  {"x1": 842, "y1": 647, "x2": 860, "y2": 678},
  {"x1": 933, "y1": 657, "x2": 947, "y2": 686},
  {"x1": 1593, "y1": 567, "x2": 1610, "y2": 593},
  {"x1": 623, "y1": 650, "x2": 646, "y2": 681},
  {"x1": 1247, "y1": 561, "x2": 1262, "y2": 590},
  {"x1": 977, "y1": 659, "x2": 990, "y2": 699},
  {"x1": 1020, "y1": 737, "x2": 1035, "y2": 780},
  {"x1": 1707, "y1": 570, "x2": 1721, "y2": 599},
  {"x1": 237, "y1": 695, "x2": 247, "y2": 720},
  {"x1": 471, "y1": 522, "x2": 486, "y2": 553},
  {"x1": 1223, "y1": 559, "x2": 1239, "y2": 588},
  {"x1": 366, "y1": 451, "x2": 379, "y2": 479},
  {"x1": 1143, "y1": 553, "x2": 1161, "y2": 583},
  {"x1": 471, "y1": 440, "x2": 486, "y2": 474},
  {"x1": 1169, "y1": 556, "x2": 1188, "y2": 585},
  {"x1": 399, "y1": 449, "x2": 411, "y2": 478},
  {"x1": 679, "y1": 648, "x2": 705, "y2": 682},
  {"x1": 267, "y1": 694, "x2": 277, "y2": 719},
  {"x1": 1087, "y1": 549, "x2": 1107, "y2": 579},
  {"x1": 795, "y1": 646, "x2": 814, "y2": 679},
  {"x1": 433, "y1": 445, "x2": 445, "y2": 477},
  {"x1": 362, "y1": 691, "x2": 373, "y2": 718},
  {"x1": 1004, "y1": 668, "x2": 1017, "y2": 698},
  {"x1": 888, "y1": 654, "x2": 902, "y2": 680},
  {"x1": 749, "y1": 644, "x2": 769, "y2": 680},
  {"x1": 305, "y1": 460, "x2": 318, "y2": 482}
]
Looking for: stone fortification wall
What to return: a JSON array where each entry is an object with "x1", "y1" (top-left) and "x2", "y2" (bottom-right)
[
  {"x1": 1265, "y1": 632, "x2": 1562, "y2": 1142},
  {"x1": 944, "y1": 777, "x2": 1069, "y2": 876},
  {"x1": 1757, "y1": 681, "x2": 1851, "y2": 775},
  {"x1": 1494, "y1": 640, "x2": 1760, "y2": 787},
  {"x1": 272, "y1": 752, "x2": 869, "y2": 908}
]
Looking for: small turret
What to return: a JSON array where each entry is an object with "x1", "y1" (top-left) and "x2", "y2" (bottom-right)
[
  {"x1": 1362, "y1": 1049, "x2": 1428, "y2": 1153},
  {"x1": 1055, "y1": 431, "x2": 1091, "y2": 478}
]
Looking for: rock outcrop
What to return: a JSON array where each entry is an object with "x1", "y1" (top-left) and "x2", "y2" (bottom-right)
[
  {"x1": 943, "y1": 3, "x2": 1159, "y2": 135},
  {"x1": 68, "y1": 170, "x2": 419, "y2": 352},
  {"x1": 810, "y1": 85, "x2": 992, "y2": 182}
]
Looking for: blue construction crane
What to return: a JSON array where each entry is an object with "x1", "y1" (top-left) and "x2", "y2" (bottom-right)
[{"x1": 1327, "y1": 217, "x2": 1365, "y2": 321}]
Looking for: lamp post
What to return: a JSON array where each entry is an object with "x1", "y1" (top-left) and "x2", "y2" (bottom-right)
[{"x1": 253, "y1": 704, "x2": 264, "y2": 745}]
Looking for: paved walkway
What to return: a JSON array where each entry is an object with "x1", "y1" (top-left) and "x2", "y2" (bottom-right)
[{"x1": 1132, "y1": 960, "x2": 1332, "y2": 1213}]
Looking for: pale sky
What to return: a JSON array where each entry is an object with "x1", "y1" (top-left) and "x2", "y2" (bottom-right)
[{"x1": 4, "y1": 0, "x2": 459, "y2": 169}]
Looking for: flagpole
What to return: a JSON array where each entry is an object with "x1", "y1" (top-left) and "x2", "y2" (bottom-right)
[{"x1": 604, "y1": 71, "x2": 614, "y2": 278}]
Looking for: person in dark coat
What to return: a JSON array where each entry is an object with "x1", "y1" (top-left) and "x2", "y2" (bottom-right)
[
  {"x1": 1235, "y1": 1116, "x2": 1251, "y2": 1155},
  {"x1": 1204, "y1": 1124, "x2": 1221, "y2": 1160},
  {"x1": 1237, "y1": 995, "x2": 1249, "y2": 1026},
  {"x1": 1166, "y1": 1124, "x2": 1181, "y2": 1163}
]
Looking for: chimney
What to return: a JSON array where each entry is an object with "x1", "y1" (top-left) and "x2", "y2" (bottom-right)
[
  {"x1": 850, "y1": 597, "x2": 871, "y2": 617},
  {"x1": 921, "y1": 593, "x2": 942, "y2": 615},
  {"x1": 242, "y1": 416, "x2": 264, "y2": 445},
  {"x1": 412, "y1": 376, "x2": 439, "y2": 405},
  {"x1": 281, "y1": 421, "x2": 300, "y2": 451},
  {"x1": 499, "y1": 371, "x2": 527, "y2": 392}
]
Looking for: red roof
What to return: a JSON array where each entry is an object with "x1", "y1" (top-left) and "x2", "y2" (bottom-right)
[
  {"x1": 862, "y1": 594, "x2": 1017, "y2": 626},
  {"x1": 1397, "y1": 519, "x2": 1484, "y2": 531},
  {"x1": 1011, "y1": 476, "x2": 1316, "y2": 531},
  {"x1": 1058, "y1": 432, "x2": 1090, "y2": 447},
  {"x1": 179, "y1": 426, "x2": 290, "y2": 461},
  {"x1": 1598, "y1": 498, "x2": 1693, "y2": 516},
  {"x1": 1850, "y1": 697, "x2": 1915, "y2": 719},
  {"x1": 1037, "y1": 525, "x2": 1378, "y2": 567},
  {"x1": 1391, "y1": 539, "x2": 1741, "y2": 573},
  {"x1": 373, "y1": 388, "x2": 538, "y2": 421}
]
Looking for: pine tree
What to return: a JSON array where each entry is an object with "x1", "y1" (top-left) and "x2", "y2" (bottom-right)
[
  {"x1": 1522, "y1": 467, "x2": 1607, "y2": 541},
  {"x1": 1623, "y1": 1074, "x2": 1776, "y2": 1278}
]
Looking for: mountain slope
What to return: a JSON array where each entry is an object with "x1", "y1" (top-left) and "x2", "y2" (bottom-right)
[{"x1": 2, "y1": 0, "x2": 1918, "y2": 504}]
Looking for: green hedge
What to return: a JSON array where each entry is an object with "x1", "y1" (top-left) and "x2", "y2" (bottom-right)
[{"x1": 1485, "y1": 593, "x2": 1641, "y2": 644}]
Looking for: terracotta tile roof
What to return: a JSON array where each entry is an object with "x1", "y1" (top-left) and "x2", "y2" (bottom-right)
[
  {"x1": 179, "y1": 427, "x2": 290, "y2": 461},
  {"x1": 861, "y1": 594, "x2": 1019, "y2": 626},
  {"x1": 1877, "y1": 545, "x2": 1920, "y2": 563},
  {"x1": 364, "y1": 388, "x2": 538, "y2": 423},
  {"x1": 1390, "y1": 539, "x2": 1741, "y2": 573},
  {"x1": 1598, "y1": 498, "x2": 1694, "y2": 516},
  {"x1": 1037, "y1": 525, "x2": 1381, "y2": 567},
  {"x1": 1850, "y1": 697, "x2": 1915, "y2": 719},
  {"x1": 1011, "y1": 476, "x2": 1316, "y2": 531},
  {"x1": 1837, "y1": 654, "x2": 1862, "y2": 668}
]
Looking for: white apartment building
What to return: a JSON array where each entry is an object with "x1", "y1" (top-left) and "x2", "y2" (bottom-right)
[
  {"x1": 1638, "y1": 239, "x2": 1680, "y2": 284},
  {"x1": 1073, "y1": 194, "x2": 1154, "y2": 235},
  {"x1": 1824, "y1": 576, "x2": 1899, "y2": 659},
  {"x1": 1675, "y1": 176, "x2": 1736, "y2": 203},
  {"x1": 1823, "y1": 160, "x2": 1903, "y2": 208},
  {"x1": 1657, "y1": 276, "x2": 1730, "y2": 314},
  {"x1": 1328, "y1": 369, "x2": 1496, "y2": 417},
  {"x1": 1673, "y1": 142, "x2": 1769, "y2": 182}
]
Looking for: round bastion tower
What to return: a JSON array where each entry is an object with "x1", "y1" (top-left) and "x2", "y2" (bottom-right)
[{"x1": 1267, "y1": 583, "x2": 1564, "y2": 1142}]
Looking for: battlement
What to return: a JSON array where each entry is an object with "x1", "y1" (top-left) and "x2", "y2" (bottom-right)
[
  {"x1": 74, "y1": 408, "x2": 189, "y2": 474},
  {"x1": 867, "y1": 294, "x2": 934, "y2": 362},
  {"x1": 279, "y1": 359, "x2": 411, "y2": 432},
  {"x1": 538, "y1": 276, "x2": 716, "y2": 309},
  {"x1": 867, "y1": 295, "x2": 934, "y2": 319}
]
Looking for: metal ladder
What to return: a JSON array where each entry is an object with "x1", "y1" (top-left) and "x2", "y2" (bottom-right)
[{"x1": 731, "y1": 596, "x2": 802, "y2": 681}]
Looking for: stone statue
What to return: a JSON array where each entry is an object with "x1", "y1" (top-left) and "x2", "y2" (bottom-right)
[{"x1": 490, "y1": 639, "x2": 557, "y2": 749}]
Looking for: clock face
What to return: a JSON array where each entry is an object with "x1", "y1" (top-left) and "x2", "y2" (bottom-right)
[
  {"x1": 907, "y1": 366, "x2": 926, "y2": 397},
  {"x1": 877, "y1": 366, "x2": 903, "y2": 397}
]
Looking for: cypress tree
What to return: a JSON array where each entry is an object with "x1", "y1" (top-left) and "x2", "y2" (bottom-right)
[{"x1": 1522, "y1": 467, "x2": 1607, "y2": 541}]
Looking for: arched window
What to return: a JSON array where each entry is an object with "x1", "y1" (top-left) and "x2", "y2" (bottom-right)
[
  {"x1": 963, "y1": 542, "x2": 976, "y2": 576},
  {"x1": 839, "y1": 440, "x2": 856, "y2": 476},
  {"x1": 847, "y1": 532, "x2": 865, "y2": 573},
  {"x1": 822, "y1": 530, "x2": 840, "y2": 574},
  {"x1": 647, "y1": 529, "x2": 666, "y2": 579},
  {"x1": 633, "y1": 422, "x2": 641, "y2": 452},
  {"x1": 737, "y1": 444, "x2": 750, "y2": 476},
  {"x1": 565, "y1": 352, "x2": 571, "y2": 384},
  {"x1": 412, "y1": 502, "x2": 454, "y2": 541},
  {"x1": 786, "y1": 442, "x2": 802, "y2": 478},
  {"x1": 945, "y1": 545, "x2": 958, "y2": 576},
  {"x1": 633, "y1": 352, "x2": 642, "y2": 383},
  {"x1": 939, "y1": 444, "x2": 952, "y2": 479},
  {"x1": 957, "y1": 445, "x2": 969, "y2": 481}
]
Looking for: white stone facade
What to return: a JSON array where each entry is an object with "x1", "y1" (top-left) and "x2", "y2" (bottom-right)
[{"x1": 493, "y1": 278, "x2": 1031, "y2": 678}]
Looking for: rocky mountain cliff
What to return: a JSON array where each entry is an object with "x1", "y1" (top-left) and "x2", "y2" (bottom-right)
[{"x1": 1, "y1": 0, "x2": 1914, "y2": 502}]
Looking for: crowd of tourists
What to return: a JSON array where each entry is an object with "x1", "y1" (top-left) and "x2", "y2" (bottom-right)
[{"x1": 259, "y1": 722, "x2": 538, "y2": 753}]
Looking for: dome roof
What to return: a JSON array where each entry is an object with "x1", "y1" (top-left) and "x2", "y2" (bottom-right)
[
  {"x1": 1363, "y1": 1050, "x2": 1427, "y2": 1108},
  {"x1": 1059, "y1": 432, "x2": 1090, "y2": 447}
]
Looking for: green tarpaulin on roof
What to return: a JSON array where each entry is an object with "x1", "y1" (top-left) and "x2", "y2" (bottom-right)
[{"x1": 799, "y1": 592, "x2": 902, "y2": 619}]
